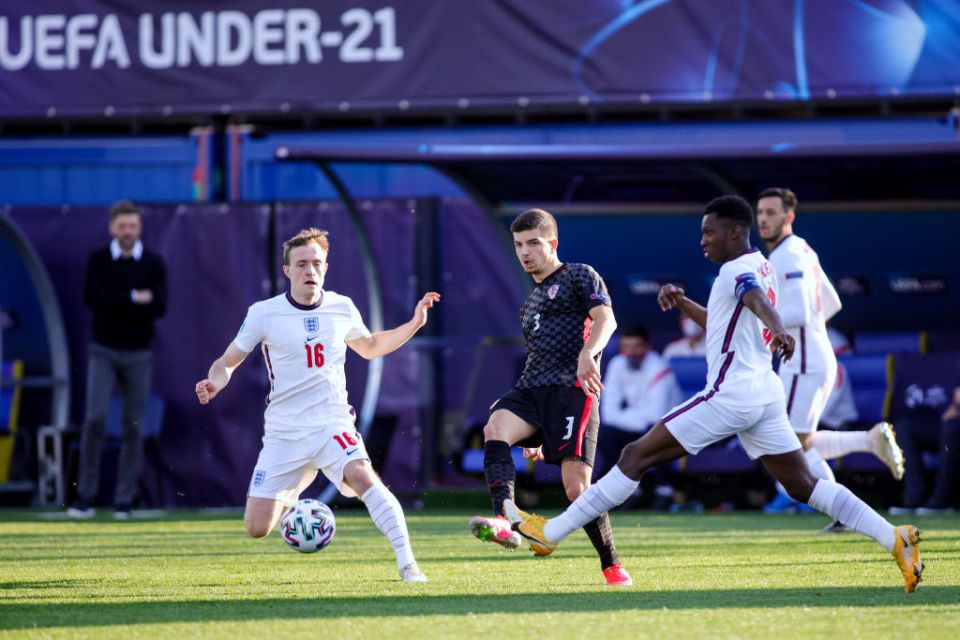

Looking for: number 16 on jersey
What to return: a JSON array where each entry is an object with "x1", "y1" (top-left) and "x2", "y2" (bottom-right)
[{"x1": 305, "y1": 343, "x2": 324, "y2": 368}]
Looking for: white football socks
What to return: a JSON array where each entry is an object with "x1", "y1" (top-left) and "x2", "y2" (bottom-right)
[
  {"x1": 543, "y1": 466, "x2": 638, "y2": 542},
  {"x1": 362, "y1": 482, "x2": 415, "y2": 569},
  {"x1": 803, "y1": 447, "x2": 836, "y2": 482},
  {"x1": 807, "y1": 479, "x2": 896, "y2": 551},
  {"x1": 809, "y1": 430, "x2": 870, "y2": 460}
]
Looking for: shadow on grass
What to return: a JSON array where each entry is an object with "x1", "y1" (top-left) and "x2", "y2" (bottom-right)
[{"x1": 1, "y1": 587, "x2": 958, "y2": 629}]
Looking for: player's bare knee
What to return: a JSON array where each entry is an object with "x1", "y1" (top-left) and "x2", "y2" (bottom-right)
[
  {"x1": 343, "y1": 460, "x2": 376, "y2": 496},
  {"x1": 563, "y1": 480, "x2": 587, "y2": 501},
  {"x1": 244, "y1": 517, "x2": 273, "y2": 539},
  {"x1": 482, "y1": 418, "x2": 509, "y2": 442}
]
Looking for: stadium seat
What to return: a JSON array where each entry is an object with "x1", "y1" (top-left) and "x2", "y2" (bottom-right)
[
  {"x1": 103, "y1": 394, "x2": 166, "y2": 443},
  {"x1": 837, "y1": 353, "x2": 892, "y2": 424},
  {"x1": 0, "y1": 360, "x2": 24, "y2": 483},
  {"x1": 460, "y1": 446, "x2": 529, "y2": 475},
  {"x1": 854, "y1": 331, "x2": 926, "y2": 355},
  {"x1": 668, "y1": 356, "x2": 707, "y2": 400},
  {"x1": 676, "y1": 437, "x2": 758, "y2": 474}
]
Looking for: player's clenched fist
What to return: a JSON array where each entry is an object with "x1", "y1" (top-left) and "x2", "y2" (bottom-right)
[
  {"x1": 522, "y1": 447, "x2": 544, "y2": 461},
  {"x1": 769, "y1": 331, "x2": 796, "y2": 363},
  {"x1": 195, "y1": 379, "x2": 219, "y2": 405},
  {"x1": 658, "y1": 284, "x2": 686, "y2": 311}
]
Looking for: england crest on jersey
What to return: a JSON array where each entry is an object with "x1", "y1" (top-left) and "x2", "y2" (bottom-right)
[{"x1": 303, "y1": 316, "x2": 320, "y2": 336}]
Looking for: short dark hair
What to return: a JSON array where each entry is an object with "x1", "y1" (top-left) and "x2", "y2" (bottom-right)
[
  {"x1": 510, "y1": 208, "x2": 558, "y2": 239},
  {"x1": 619, "y1": 324, "x2": 650, "y2": 341},
  {"x1": 109, "y1": 199, "x2": 140, "y2": 221},
  {"x1": 704, "y1": 195, "x2": 754, "y2": 229},
  {"x1": 757, "y1": 187, "x2": 798, "y2": 213}
]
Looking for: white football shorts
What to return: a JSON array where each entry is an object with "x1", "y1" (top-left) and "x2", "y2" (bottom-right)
[
  {"x1": 781, "y1": 368, "x2": 837, "y2": 434},
  {"x1": 247, "y1": 422, "x2": 371, "y2": 502},
  {"x1": 662, "y1": 395, "x2": 801, "y2": 459}
]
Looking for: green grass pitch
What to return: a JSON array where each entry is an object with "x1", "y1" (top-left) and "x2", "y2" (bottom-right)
[{"x1": 1, "y1": 508, "x2": 958, "y2": 639}]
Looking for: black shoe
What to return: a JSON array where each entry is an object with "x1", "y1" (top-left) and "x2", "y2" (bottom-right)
[
  {"x1": 819, "y1": 520, "x2": 851, "y2": 534},
  {"x1": 66, "y1": 499, "x2": 95, "y2": 519}
]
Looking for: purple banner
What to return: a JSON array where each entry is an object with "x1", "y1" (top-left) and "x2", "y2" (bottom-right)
[{"x1": 1, "y1": 1, "x2": 958, "y2": 119}]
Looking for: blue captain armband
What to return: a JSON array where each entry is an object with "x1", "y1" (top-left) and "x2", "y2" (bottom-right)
[
  {"x1": 785, "y1": 271, "x2": 804, "y2": 279},
  {"x1": 734, "y1": 273, "x2": 760, "y2": 300}
]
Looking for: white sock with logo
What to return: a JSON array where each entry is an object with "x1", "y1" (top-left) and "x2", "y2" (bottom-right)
[
  {"x1": 544, "y1": 466, "x2": 638, "y2": 542},
  {"x1": 807, "y1": 479, "x2": 895, "y2": 551},
  {"x1": 362, "y1": 482, "x2": 415, "y2": 569}
]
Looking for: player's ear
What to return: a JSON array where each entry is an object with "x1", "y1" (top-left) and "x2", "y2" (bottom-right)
[
  {"x1": 282, "y1": 264, "x2": 290, "y2": 277},
  {"x1": 549, "y1": 238, "x2": 558, "y2": 252}
]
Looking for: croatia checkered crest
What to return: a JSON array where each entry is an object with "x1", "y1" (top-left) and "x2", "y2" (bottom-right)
[{"x1": 280, "y1": 499, "x2": 336, "y2": 553}]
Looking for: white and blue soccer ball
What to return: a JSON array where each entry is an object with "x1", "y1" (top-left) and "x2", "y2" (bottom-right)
[{"x1": 280, "y1": 499, "x2": 336, "y2": 553}]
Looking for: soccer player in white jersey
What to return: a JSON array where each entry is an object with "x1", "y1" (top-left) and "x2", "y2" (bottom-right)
[
  {"x1": 504, "y1": 196, "x2": 924, "y2": 593},
  {"x1": 195, "y1": 228, "x2": 440, "y2": 583},
  {"x1": 756, "y1": 188, "x2": 904, "y2": 522}
]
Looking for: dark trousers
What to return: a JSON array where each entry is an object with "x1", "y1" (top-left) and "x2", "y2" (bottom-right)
[
  {"x1": 76, "y1": 343, "x2": 152, "y2": 505},
  {"x1": 897, "y1": 413, "x2": 960, "y2": 508}
]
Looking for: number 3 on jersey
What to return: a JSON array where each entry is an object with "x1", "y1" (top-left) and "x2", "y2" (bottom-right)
[{"x1": 305, "y1": 342, "x2": 324, "y2": 368}]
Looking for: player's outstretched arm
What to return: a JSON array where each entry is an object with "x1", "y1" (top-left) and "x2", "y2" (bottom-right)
[
  {"x1": 657, "y1": 284, "x2": 707, "y2": 328},
  {"x1": 347, "y1": 292, "x2": 441, "y2": 360},
  {"x1": 196, "y1": 342, "x2": 249, "y2": 405},
  {"x1": 741, "y1": 288, "x2": 795, "y2": 362}
]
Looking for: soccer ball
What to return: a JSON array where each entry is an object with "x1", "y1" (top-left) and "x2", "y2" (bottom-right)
[{"x1": 279, "y1": 499, "x2": 336, "y2": 553}]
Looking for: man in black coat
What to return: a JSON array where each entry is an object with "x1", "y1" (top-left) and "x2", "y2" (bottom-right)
[{"x1": 67, "y1": 200, "x2": 166, "y2": 519}]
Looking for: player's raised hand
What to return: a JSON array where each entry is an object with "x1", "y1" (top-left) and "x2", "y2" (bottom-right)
[
  {"x1": 413, "y1": 292, "x2": 441, "y2": 327},
  {"x1": 195, "y1": 379, "x2": 220, "y2": 405},
  {"x1": 770, "y1": 331, "x2": 796, "y2": 362},
  {"x1": 658, "y1": 284, "x2": 686, "y2": 311},
  {"x1": 522, "y1": 446, "x2": 544, "y2": 462},
  {"x1": 577, "y1": 349, "x2": 604, "y2": 395}
]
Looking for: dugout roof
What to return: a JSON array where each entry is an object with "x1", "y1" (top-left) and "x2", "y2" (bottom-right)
[{"x1": 275, "y1": 116, "x2": 960, "y2": 207}]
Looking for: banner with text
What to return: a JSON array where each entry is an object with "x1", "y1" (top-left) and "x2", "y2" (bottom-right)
[{"x1": 1, "y1": 0, "x2": 959, "y2": 118}]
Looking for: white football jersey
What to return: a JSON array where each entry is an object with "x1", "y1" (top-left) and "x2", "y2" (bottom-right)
[
  {"x1": 768, "y1": 235, "x2": 838, "y2": 375},
  {"x1": 700, "y1": 248, "x2": 784, "y2": 406},
  {"x1": 233, "y1": 290, "x2": 371, "y2": 437}
]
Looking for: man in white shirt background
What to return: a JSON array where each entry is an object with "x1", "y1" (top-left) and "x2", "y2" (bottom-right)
[
  {"x1": 756, "y1": 188, "x2": 904, "y2": 523},
  {"x1": 662, "y1": 316, "x2": 707, "y2": 359}
]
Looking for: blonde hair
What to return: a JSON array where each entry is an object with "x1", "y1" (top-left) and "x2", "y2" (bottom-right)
[{"x1": 283, "y1": 227, "x2": 330, "y2": 265}]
